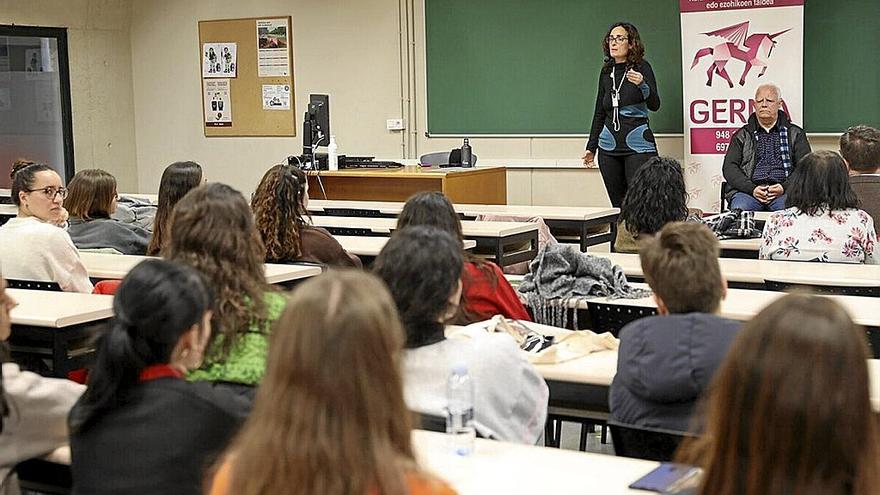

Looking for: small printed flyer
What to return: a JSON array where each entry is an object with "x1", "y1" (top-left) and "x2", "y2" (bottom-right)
[
  {"x1": 204, "y1": 79, "x2": 232, "y2": 126},
  {"x1": 256, "y1": 19, "x2": 290, "y2": 77},
  {"x1": 203, "y1": 42, "x2": 237, "y2": 78},
  {"x1": 262, "y1": 84, "x2": 290, "y2": 110}
]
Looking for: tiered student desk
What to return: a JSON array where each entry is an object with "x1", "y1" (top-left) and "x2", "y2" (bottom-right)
[
  {"x1": 0, "y1": 204, "x2": 15, "y2": 225},
  {"x1": 308, "y1": 216, "x2": 538, "y2": 268},
  {"x1": 593, "y1": 252, "x2": 880, "y2": 291},
  {"x1": 79, "y1": 253, "x2": 322, "y2": 286},
  {"x1": 718, "y1": 237, "x2": 762, "y2": 258},
  {"x1": 335, "y1": 236, "x2": 476, "y2": 258},
  {"x1": 308, "y1": 199, "x2": 620, "y2": 252},
  {"x1": 307, "y1": 166, "x2": 507, "y2": 204},
  {"x1": 8, "y1": 289, "x2": 114, "y2": 378}
]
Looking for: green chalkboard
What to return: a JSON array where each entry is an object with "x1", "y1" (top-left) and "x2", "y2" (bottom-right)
[{"x1": 425, "y1": 0, "x2": 880, "y2": 134}]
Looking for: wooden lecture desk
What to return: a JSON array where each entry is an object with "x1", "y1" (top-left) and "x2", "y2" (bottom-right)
[
  {"x1": 38, "y1": 430, "x2": 662, "y2": 495},
  {"x1": 8, "y1": 289, "x2": 114, "y2": 377},
  {"x1": 306, "y1": 166, "x2": 506, "y2": 204},
  {"x1": 309, "y1": 216, "x2": 538, "y2": 268},
  {"x1": 308, "y1": 199, "x2": 620, "y2": 252},
  {"x1": 593, "y1": 252, "x2": 880, "y2": 291},
  {"x1": 79, "y1": 253, "x2": 322, "y2": 286},
  {"x1": 336, "y1": 236, "x2": 476, "y2": 258},
  {"x1": 718, "y1": 237, "x2": 762, "y2": 258}
]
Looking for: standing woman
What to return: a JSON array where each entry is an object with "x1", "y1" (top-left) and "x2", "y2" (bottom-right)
[
  {"x1": 583, "y1": 22, "x2": 661, "y2": 208},
  {"x1": 146, "y1": 161, "x2": 203, "y2": 256}
]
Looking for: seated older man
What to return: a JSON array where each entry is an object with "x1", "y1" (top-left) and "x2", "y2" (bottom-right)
[
  {"x1": 840, "y1": 125, "x2": 880, "y2": 225},
  {"x1": 722, "y1": 84, "x2": 811, "y2": 211}
]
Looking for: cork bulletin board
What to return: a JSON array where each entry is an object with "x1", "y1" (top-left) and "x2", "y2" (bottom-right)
[{"x1": 198, "y1": 16, "x2": 296, "y2": 137}]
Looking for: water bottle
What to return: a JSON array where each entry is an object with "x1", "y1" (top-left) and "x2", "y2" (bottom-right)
[
  {"x1": 327, "y1": 135, "x2": 339, "y2": 171},
  {"x1": 460, "y1": 138, "x2": 473, "y2": 168},
  {"x1": 445, "y1": 363, "x2": 475, "y2": 456}
]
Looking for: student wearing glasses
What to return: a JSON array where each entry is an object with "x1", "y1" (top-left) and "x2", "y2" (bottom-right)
[
  {"x1": 582, "y1": 22, "x2": 661, "y2": 209},
  {"x1": 65, "y1": 169, "x2": 151, "y2": 255},
  {"x1": 722, "y1": 84, "x2": 811, "y2": 211},
  {"x1": 0, "y1": 161, "x2": 93, "y2": 292}
]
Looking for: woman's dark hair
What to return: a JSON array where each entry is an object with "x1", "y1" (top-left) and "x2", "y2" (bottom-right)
[
  {"x1": 251, "y1": 164, "x2": 310, "y2": 262},
  {"x1": 69, "y1": 259, "x2": 212, "y2": 433},
  {"x1": 65, "y1": 169, "x2": 117, "y2": 220},
  {"x1": 164, "y1": 183, "x2": 270, "y2": 360},
  {"x1": 620, "y1": 156, "x2": 689, "y2": 235},
  {"x1": 676, "y1": 294, "x2": 880, "y2": 495},
  {"x1": 373, "y1": 226, "x2": 463, "y2": 348},
  {"x1": 10, "y1": 160, "x2": 55, "y2": 207},
  {"x1": 601, "y1": 21, "x2": 645, "y2": 71},
  {"x1": 785, "y1": 150, "x2": 860, "y2": 215},
  {"x1": 147, "y1": 161, "x2": 203, "y2": 256},
  {"x1": 0, "y1": 342, "x2": 7, "y2": 433},
  {"x1": 396, "y1": 192, "x2": 495, "y2": 322}
]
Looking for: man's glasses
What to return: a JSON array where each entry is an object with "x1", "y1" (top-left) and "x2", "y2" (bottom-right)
[
  {"x1": 25, "y1": 186, "x2": 67, "y2": 199},
  {"x1": 607, "y1": 35, "x2": 629, "y2": 44}
]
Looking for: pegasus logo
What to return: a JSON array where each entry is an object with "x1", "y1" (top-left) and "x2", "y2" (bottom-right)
[{"x1": 690, "y1": 21, "x2": 790, "y2": 87}]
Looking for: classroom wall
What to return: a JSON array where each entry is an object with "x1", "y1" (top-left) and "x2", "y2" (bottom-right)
[
  {"x1": 1, "y1": 0, "x2": 139, "y2": 191},
  {"x1": 130, "y1": 0, "x2": 406, "y2": 196}
]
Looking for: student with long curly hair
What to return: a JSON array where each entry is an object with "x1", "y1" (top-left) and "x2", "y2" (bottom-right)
[
  {"x1": 208, "y1": 270, "x2": 455, "y2": 495},
  {"x1": 164, "y1": 183, "x2": 285, "y2": 389},
  {"x1": 616, "y1": 156, "x2": 699, "y2": 253},
  {"x1": 146, "y1": 161, "x2": 203, "y2": 256},
  {"x1": 396, "y1": 192, "x2": 530, "y2": 323},
  {"x1": 251, "y1": 164, "x2": 360, "y2": 267},
  {"x1": 674, "y1": 294, "x2": 880, "y2": 495}
]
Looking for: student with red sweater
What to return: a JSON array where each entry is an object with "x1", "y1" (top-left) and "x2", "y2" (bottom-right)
[{"x1": 396, "y1": 192, "x2": 530, "y2": 323}]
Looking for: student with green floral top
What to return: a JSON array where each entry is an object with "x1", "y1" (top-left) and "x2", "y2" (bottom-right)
[{"x1": 164, "y1": 183, "x2": 286, "y2": 389}]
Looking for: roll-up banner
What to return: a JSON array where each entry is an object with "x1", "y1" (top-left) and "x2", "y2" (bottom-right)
[{"x1": 680, "y1": 0, "x2": 804, "y2": 211}]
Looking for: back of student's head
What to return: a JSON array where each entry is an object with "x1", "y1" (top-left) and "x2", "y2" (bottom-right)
[
  {"x1": 9, "y1": 160, "x2": 55, "y2": 207},
  {"x1": 621, "y1": 156, "x2": 689, "y2": 235},
  {"x1": 373, "y1": 226, "x2": 463, "y2": 347},
  {"x1": 639, "y1": 222, "x2": 723, "y2": 314},
  {"x1": 397, "y1": 191, "x2": 464, "y2": 243},
  {"x1": 65, "y1": 169, "x2": 117, "y2": 220},
  {"x1": 69, "y1": 259, "x2": 212, "y2": 433},
  {"x1": 147, "y1": 161, "x2": 203, "y2": 256},
  {"x1": 678, "y1": 294, "x2": 880, "y2": 495},
  {"x1": 840, "y1": 125, "x2": 880, "y2": 173},
  {"x1": 225, "y1": 270, "x2": 416, "y2": 495},
  {"x1": 251, "y1": 164, "x2": 309, "y2": 262},
  {"x1": 164, "y1": 183, "x2": 268, "y2": 359},
  {"x1": 786, "y1": 150, "x2": 859, "y2": 215}
]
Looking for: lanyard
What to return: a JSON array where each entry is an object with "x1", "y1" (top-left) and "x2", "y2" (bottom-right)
[{"x1": 610, "y1": 66, "x2": 627, "y2": 132}]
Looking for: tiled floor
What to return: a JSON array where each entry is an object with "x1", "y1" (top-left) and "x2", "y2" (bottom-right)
[{"x1": 556, "y1": 421, "x2": 617, "y2": 456}]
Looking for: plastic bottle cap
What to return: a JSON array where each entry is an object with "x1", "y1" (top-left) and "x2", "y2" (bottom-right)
[{"x1": 451, "y1": 363, "x2": 468, "y2": 375}]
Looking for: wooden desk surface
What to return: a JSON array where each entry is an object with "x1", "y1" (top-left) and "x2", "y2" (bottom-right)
[
  {"x1": 412, "y1": 429, "x2": 658, "y2": 494},
  {"x1": 8, "y1": 288, "x2": 113, "y2": 328},
  {"x1": 308, "y1": 165, "x2": 504, "y2": 179},
  {"x1": 310, "y1": 216, "x2": 537, "y2": 237},
  {"x1": 336, "y1": 236, "x2": 476, "y2": 257},
  {"x1": 79, "y1": 253, "x2": 322, "y2": 284},
  {"x1": 309, "y1": 199, "x2": 619, "y2": 222},
  {"x1": 718, "y1": 237, "x2": 762, "y2": 252},
  {"x1": 597, "y1": 252, "x2": 880, "y2": 287},
  {"x1": 120, "y1": 193, "x2": 158, "y2": 204},
  {"x1": 0, "y1": 205, "x2": 16, "y2": 216}
]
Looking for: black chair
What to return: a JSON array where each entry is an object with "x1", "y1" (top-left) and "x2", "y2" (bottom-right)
[
  {"x1": 416, "y1": 412, "x2": 447, "y2": 433},
  {"x1": 586, "y1": 302, "x2": 657, "y2": 336},
  {"x1": 607, "y1": 420, "x2": 695, "y2": 462},
  {"x1": 5, "y1": 279, "x2": 62, "y2": 291},
  {"x1": 16, "y1": 458, "x2": 72, "y2": 494},
  {"x1": 764, "y1": 279, "x2": 880, "y2": 297}
]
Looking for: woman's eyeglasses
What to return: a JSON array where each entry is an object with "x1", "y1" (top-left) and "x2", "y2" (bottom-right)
[
  {"x1": 607, "y1": 35, "x2": 629, "y2": 44},
  {"x1": 25, "y1": 186, "x2": 68, "y2": 199}
]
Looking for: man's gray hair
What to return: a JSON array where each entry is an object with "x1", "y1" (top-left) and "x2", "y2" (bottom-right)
[{"x1": 755, "y1": 83, "x2": 782, "y2": 100}]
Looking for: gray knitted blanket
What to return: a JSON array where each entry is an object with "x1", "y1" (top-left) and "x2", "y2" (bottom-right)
[{"x1": 518, "y1": 243, "x2": 651, "y2": 327}]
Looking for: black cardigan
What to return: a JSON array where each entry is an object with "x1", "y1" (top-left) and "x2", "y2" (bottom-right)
[{"x1": 69, "y1": 378, "x2": 249, "y2": 495}]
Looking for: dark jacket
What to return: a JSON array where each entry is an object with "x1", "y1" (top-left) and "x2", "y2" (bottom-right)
[
  {"x1": 69, "y1": 378, "x2": 249, "y2": 495},
  {"x1": 850, "y1": 174, "x2": 880, "y2": 226},
  {"x1": 722, "y1": 110, "x2": 811, "y2": 201},
  {"x1": 609, "y1": 313, "x2": 740, "y2": 432},
  {"x1": 290, "y1": 226, "x2": 362, "y2": 268},
  {"x1": 67, "y1": 217, "x2": 151, "y2": 255}
]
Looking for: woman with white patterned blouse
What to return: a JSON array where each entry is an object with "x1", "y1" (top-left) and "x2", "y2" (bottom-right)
[{"x1": 760, "y1": 150, "x2": 877, "y2": 264}]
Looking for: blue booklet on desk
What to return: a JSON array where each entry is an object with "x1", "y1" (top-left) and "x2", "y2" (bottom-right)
[{"x1": 629, "y1": 463, "x2": 701, "y2": 493}]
